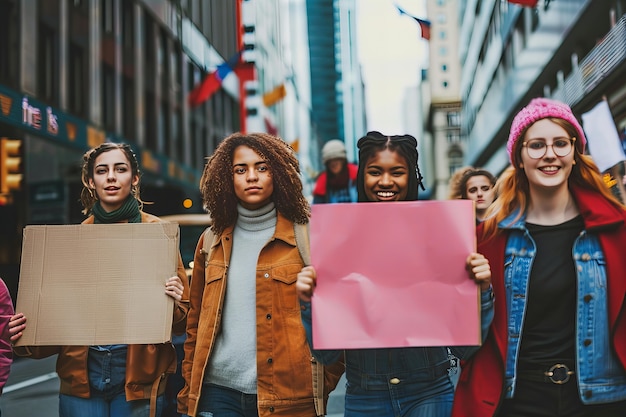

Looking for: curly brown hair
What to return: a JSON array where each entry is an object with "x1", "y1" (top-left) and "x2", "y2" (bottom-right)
[{"x1": 200, "y1": 132, "x2": 310, "y2": 234}]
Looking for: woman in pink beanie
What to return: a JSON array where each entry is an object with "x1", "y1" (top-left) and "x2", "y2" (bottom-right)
[{"x1": 452, "y1": 97, "x2": 626, "y2": 417}]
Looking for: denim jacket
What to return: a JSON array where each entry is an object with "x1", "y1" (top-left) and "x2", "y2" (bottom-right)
[
  {"x1": 500, "y1": 212, "x2": 626, "y2": 404},
  {"x1": 300, "y1": 288, "x2": 493, "y2": 389}
]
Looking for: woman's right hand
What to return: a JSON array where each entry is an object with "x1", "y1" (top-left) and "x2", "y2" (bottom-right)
[
  {"x1": 9, "y1": 313, "x2": 27, "y2": 344},
  {"x1": 296, "y1": 266, "x2": 317, "y2": 302}
]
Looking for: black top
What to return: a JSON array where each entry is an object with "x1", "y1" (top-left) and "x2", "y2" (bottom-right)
[{"x1": 517, "y1": 215, "x2": 584, "y2": 370}]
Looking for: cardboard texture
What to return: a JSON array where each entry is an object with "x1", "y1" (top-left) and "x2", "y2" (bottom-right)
[
  {"x1": 310, "y1": 200, "x2": 481, "y2": 349},
  {"x1": 15, "y1": 223, "x2": 179, "y2": 346}
]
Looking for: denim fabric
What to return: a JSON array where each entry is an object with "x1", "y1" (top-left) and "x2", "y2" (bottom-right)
[
  {"x1": 58, "y1": 345, "x2": 164, "y2": 417},
  {"x1": 196, "y1": 383, "x2": 259, "y2": 417},
  {"x1": 59, "y1": 393, "x2": 164, "y2": 417},
  {"x1": 344, "y1": 373, "x2": 453, "y2": 417},
  {"x1": 299, "y1": 287, "x2": 494, "y2": 416},
  {"x1": 499, "y1": 213, "x2": 626, "y2": 404},
  {"x1": 88, "y1": 346, "x2": 127, "y2": 395}
]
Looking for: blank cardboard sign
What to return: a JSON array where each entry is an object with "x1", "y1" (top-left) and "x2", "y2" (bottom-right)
[{"x1": 15, "y1": 223, "x2": 179, "y2": 346}]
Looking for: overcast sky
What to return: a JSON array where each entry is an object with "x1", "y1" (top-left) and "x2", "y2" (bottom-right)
[{"x1": 357, "y1": 0, "x2": 429, "y2": 135}]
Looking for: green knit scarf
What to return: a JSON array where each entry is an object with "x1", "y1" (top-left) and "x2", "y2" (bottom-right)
[{"x1": 92, "y1": 196, "x2": 142, "y2": 224}]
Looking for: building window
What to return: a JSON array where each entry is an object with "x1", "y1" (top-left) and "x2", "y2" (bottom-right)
[
  {"x1": 38, "y1": 24, "x2": 59, "y2": 104},
  {"x1": 122, "y1": 76, "x2": 135, "y2": 139},
  {"x1": 447, "y1": 112, "x2": 460, "y2": 127},
  {"x1": 102, "y1": 65, "x2": 115, "y2": 132},
  {"x1": 448, "y1": 148, "x2": 464, "y2": 176},
  {"x1": 447, "y1": 132, "x2": 460, "y2": 144},
  {"x1": 439, "y1": 30, "x2": 446, "y2": 40},
  {"x1": 0, "y1": 0, "x2": 18, "y2": 84},
  {"x1": 102, "y1": 0, "x2": 114, "y2": 34},
  {"x1": 442, "y1": 64, "x2": 448, "y2": 71},
  {"x1": 69, "y1": 44, "x2": 86, "y2": 116},
  {"x1": 442, "y1": 81, "x2": 449, "y2": 88},
  {"x1": 439, "y1": 46, "x2": 448, "y2": 56}
]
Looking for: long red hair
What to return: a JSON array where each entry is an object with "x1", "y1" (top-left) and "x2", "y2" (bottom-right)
[{"x1": 482, "y1": 117, "x2": 624, "y2": 239}]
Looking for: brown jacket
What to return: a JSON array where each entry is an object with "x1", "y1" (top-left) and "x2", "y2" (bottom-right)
[
  {"x1": 178, "y1": 213, "x2": 344, "y2": 417},
  {"x1": 13, "y1": 211, "x2": 190, "y2": 403}
]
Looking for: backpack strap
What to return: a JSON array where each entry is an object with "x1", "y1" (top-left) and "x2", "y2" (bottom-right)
[
  {"x1": 294, "y1": 222, "x2": 311, "y2": 265},
  {"x1": 294, "y1": 222, "x2": 326, "y2": 416},
  {"x1": 200, "y1": 227, "x2": 217, "y2": 268}
]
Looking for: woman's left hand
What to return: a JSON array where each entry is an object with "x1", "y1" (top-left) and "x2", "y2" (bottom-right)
[
  {"x1": 165, "y1": 276, "x2": 184, "y2": 303},
  {"x1": 466, "y1": 252, "x2": 491, "y2": 291}
]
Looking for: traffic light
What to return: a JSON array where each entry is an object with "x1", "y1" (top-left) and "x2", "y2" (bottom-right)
[{"x1": 0, "y1": 138, "x2": 23, "y2": 194}]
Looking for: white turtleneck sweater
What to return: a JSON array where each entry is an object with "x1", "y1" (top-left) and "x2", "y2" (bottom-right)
[{"x1": 204, "y1": 202, "x2": 277, "y2": 394}]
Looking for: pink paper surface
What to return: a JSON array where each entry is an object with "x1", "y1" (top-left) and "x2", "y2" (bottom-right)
[{"x1": 310, "y1": 200, "x2": 480, "y2": 349}]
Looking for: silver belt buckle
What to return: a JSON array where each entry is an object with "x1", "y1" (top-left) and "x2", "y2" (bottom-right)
[{"x1": 544, "y1": 364, "x2": 574, "y2": 384}]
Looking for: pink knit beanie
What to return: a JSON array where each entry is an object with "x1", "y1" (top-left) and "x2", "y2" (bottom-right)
[{"x1": 507, "y1": 97, "x2": 586, "y2": 163}]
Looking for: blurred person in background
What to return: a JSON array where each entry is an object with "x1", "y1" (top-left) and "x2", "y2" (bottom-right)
[
  {"x1": 455, "y1": 168, "x2": 497, "y2": 222},
  {"x1": 312, "y1": 139, "x2": 358, "y2": 203},
  {"x1": 9, "y1": 142, "x2": 189, "y2": 417}
]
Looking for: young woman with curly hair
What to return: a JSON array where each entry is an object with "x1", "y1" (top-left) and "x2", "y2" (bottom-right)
[{"x1": 178, "y1": 132, "x2": 343, "y2": 417}]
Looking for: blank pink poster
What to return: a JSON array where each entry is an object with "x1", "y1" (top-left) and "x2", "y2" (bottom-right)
[{"x1": 310, "y1": 200, "x2": 481, "y2": 349}]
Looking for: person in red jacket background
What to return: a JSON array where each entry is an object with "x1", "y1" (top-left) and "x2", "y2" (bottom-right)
[{"x1": 312, "y1": 139, "x2": 358, "y2": 203}]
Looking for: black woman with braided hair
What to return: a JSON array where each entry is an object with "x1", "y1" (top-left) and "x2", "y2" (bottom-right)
[{"x1": 297, "y1": 131, "x2": 495, "y2": 417}]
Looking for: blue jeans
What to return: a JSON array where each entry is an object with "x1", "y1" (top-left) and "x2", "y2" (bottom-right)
[
  {"x1": 60, "y1": 393, "x2": 164, "y2": 417},
  {"x1": 59, "y1": 346, "x2": 164, "y2": 417},
  {"x1": 196, "y1": 383, "x2": 258, "y2": 417},
  {"x1": 344, "y1": 374, "x2": 454, "y2": 417}
]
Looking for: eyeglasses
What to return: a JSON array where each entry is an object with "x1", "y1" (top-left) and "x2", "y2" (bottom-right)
[{"x1": 522, "y1": 137, "x2": 576, "y2": 159}]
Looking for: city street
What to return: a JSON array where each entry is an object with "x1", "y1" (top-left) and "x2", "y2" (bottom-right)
[
  {"x1": 1, "y1": 356, "x2": 346, "y2": 417},
  {"x1": 2, "y1": 356, "x2": 59, "y2": 416}
]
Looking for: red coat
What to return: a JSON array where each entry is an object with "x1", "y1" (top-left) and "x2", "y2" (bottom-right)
[
  {"x1": 312, "y1": 163, "x2": 358, "y2": 198},
  {"x1": 452, "y1": 185, "x2": 626, "y2": 417}
]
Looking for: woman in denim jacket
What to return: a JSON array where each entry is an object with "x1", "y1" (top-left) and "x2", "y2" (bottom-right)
[
  {"x1": 452, "y1": 98, "x2": 626, "y2": 417},
  {"x1": 297, "y1": 131, "x2": 495, "y2": 417}
]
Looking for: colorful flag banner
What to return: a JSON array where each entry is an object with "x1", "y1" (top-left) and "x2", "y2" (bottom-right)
[
  {"x1": 395, "y1": 4, "x2": 431, "y2": 40},
  {"x1": 262, "y1": 84, "x2": 287, "y2": 107},
  {"x1": 188, "y1": 50, "x2": 242, "y2": 108},
  {"x1": 582, "y1": 99, "x2": 626, "y2": 173}
]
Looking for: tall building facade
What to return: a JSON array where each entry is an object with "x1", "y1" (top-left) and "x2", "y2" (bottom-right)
[
  {"x1": 460, "y1": 0, "x2": 626, "y2": 178},
  {"x1": 306, "y1": 0, "x2": 366, "y2": 169},
  {"x1": 425, "y1": 0, "x2": 463, "y2": 200}
]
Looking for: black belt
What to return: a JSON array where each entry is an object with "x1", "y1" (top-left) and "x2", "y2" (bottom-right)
[{"x1": 517, "y1": 364, "x2": 575, "y2": 384}]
